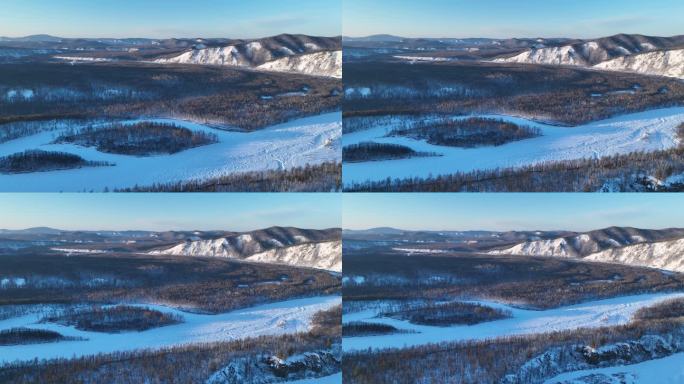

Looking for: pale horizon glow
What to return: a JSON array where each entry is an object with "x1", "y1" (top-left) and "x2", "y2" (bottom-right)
[
  {"x1": 0, "y1": 0, "x2": 341, "y2": 39},
  {"x1": 343, "y1": 194, "x2": 684, "y2": 232},
  {"x1": 343, "y1": 0, "x2": 684, "y2": 39},
  {"x1": 0, "y1": 194, "x2": 340, "y2": 232}
]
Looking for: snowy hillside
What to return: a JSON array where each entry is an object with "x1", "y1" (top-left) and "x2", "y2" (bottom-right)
[
  {"x1": 493, "y1": 34, "x2": 684, "y2": 66},
  {"x1": 585, "y1": 238, "x2": 684, "y2": 272},
  {"x1": 148, "y1": 227, "x2": 341, "y2": 271},
  {"x1": 154, "y1": 34, "x2": 341, "y2": 77},
  {"x1": 246, "y1": 241, "x2": 342, "y2": 271},
  {"x1": 257, "y1": 50, "x2": 342, "y2": 78},
  {"x1": 594, "y1": 48, "x2": 684, "y2": 79},
  {"x1": 492, "y1": 34, "x2": 684, "y2": 79},
  {"x1": 493, "y1": 45, "x2": 593, "y2": 66},
  {"x1": 488, "y1": 227, "x2": 684, "y2": 272},
  {"x1": 488, "y1": 237, "x2": 581, "y2": 258}
]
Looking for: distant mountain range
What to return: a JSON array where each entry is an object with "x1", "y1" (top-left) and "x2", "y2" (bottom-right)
[
  {"x1": 148, "y1": 227, "x2": 341, "y2": 271},
  {"x1": 0, "y1": 33, "x2": 342, "y2": 78},
  {"x1": 154, "y1": 34, "x2": 341, "y2": 77},
  {"x1": 488, "y1": 226, "x2": 684, "y2": 272},
  {"x1": 0, "y1": 226, "x2": 341, "y2": 272},
  {"x1": 493, "y1": 33, "x2": 684, "y2": 78},
  {"x1": 348, "y1": 226, "x2": 684, "y2": 272},
  {"x1": 344, "y1": 33, "x2": 684, "y2": 79}
]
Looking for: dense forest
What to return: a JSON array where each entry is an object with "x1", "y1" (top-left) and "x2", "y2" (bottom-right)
[
  {"x1": 116, "y1": 162, "x2": 341, "y2": 192},
  {"x1": 343, "y1": 61, "x2": 684, "y2": 126},
  {"x1": 345, "y1": 145, "x2": 684, "y2": 192},
  {"x1": 342, "y1": 251, "x2": 684, "y2": 309},
  {"x1": 343, "y1": 315, "x2": 684, "y2": 384},
  {"x1": 343, "y1": 322, "x2": 405, "y2": 337},
  {"x1": 343, "y1": 142, "x2": 437, "y2": 162},
  {"x1": 54, "y1": 122, "x2": 218, "y2": 156},
  {"x1": 0, "y1": 62, "x2": 341, "y2": 131},
  {"x1": 0, "y1": 306, "x2": 341, "y2": 384},
  {"x1": 388, "y1": 117, "x2": 541, "y2": 147},
  {"x1": 0, "y1": 150, "x2": 112, "y2": 174},
  {"x1": 0, "y1": 253, "x2": 340, "y2": 313},
  {"x1": 41, "y1": 305, "x2": 183, "y2": 333},
  {"x1": 381, "y1": 301, "x2": 512, "y2": 326},
  {"x1": 0, "y1": 328, "x2": 75, "y2": 346}
]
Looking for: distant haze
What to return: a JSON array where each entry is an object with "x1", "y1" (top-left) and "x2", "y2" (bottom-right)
[
  {"x1": 344, "y1": 0, "x2": 684, "y2": 39},
  {"x1": 0, "y1": 194, "x2": 340, "y2": 232},
  {"x1": 0, "y1": 0, "x2": 340, "y2": 39},
  {"x1": 343, "y1": 194, "x2": 684, "y2": 232}
]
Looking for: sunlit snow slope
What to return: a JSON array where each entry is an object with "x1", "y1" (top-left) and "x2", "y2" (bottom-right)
[
  {"x1": 257, "y1": 51, "x2": 342, "y2": 78},
  {"x1": 148, "y1": 227, "x2": 342, "y2": 272},
  {"x1": 594, "y1": 48, "x2": 684, "y2": 79}
]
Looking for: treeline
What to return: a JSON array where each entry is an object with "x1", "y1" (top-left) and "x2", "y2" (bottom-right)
[
  {"x1": 116, "y1": 162, "x2": 341, "y2": 192},
  {"x1": 42, "y1": 305, "x2": 183, "y2": 333},
  {"x1": 342, "y1": 252, "x2": 684, "y2": 310},
  {"x1": 343, "y1": 142, "x2": 437, "y2": 163},
  {"x1": 0, "y1": 307, "x2": 341, "y2": 384},
  {"x1": 388, "y1": 117, "x2": 542, "y2": 147},
  {"x1": 343, "y1": 60, "x2": 684, "y2": 126},
  {"x1": 0, "y1": 328, "x2": 71, "y2": 346},
  {"x1": 0, "y1": 62, "x2": 341, "y2": 131},
  {"x1": 343, "y1": 322, "x2": 403, "y2": 337},
  {"x1": 0, "y1": 150, "x2": 112, "y2": 174},
  {"x1": 345, "y1": 146, "x2": 684, "y2": 192},
  {"x1": 0, "y1": 117, "x2": 89, "y2": 144},
  {"x1": 381, "y1": 301, "x2": 512, "y2": 326},
  {"x1": 634, "y1": 297, "x2": 684, "y2": 320},
  {"x1": 343, "y1": 317, "x2": 684, "y2": 384},
  {"x1": 55, "y1": 122, "x2": 218, "y2": 156},
  {"x1": 0, "y1": 253, "x2": 340, "y2": 314}
]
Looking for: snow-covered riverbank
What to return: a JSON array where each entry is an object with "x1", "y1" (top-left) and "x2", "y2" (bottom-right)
[
  {"x1": 0, "y1": 295, "x2": 341, "y2": 364},
  {"x1": 343, "y1": 292, "x2": 684, "y2": 352},
  {"x1": 343, "y1": 107, "x2": 684, "y2": 185},
  {"x1": 0, "y1": 112, "x2": 341, "y2": 191}
]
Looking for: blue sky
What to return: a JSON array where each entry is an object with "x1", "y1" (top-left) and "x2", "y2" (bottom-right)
[
  {"x1": 344, "y1": 0, "x2": 684, "y2": 38},
  {"x1": 0, "y1": 194, "x2": 340, "y2": 231},
  {"x1": 0, "y1": 0, "x2": 340, "y2": 38},
  {"x1": 344, "y1": 194, "x2": 684, "y2": 232}
]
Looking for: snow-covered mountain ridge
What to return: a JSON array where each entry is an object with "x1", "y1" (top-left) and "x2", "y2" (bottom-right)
[
  {"x1": 257, "y1": 50, "x2": 341, "y2": 78},
  {"x1": 585, "y1": 238, "x2": 684, "y2": 272},
  {"x1": 148, "y1": 226, "x2": 341, "y2": 271},
  {"x1": 154, "y1": 34, "x2": 341, "y2": 77},
  {"x1": 487, "y1": 227, "x2": 684, "y2": 272},
  {"x1": 493, "y1": 33, "x2": 684, "y2": 79},
  {"x1": 594, "y1": 48, "x2": 684, "y2": 79}
]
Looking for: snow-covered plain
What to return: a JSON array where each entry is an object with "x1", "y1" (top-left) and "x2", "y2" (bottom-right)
[
  {"x1": 343, "y1": 107, "x2": 684, "y2": 185},
  {"x1": 544, "y1": 352, "x2": 684, "y2": 384},
  {"x1": 0, "y1": 295, "x2": 340, "y2": 365},
  {"x1": 0, "y1": 112, "x2": 341, "y2": 191},
  {"x1": 342, "y1": 292, "x2": 684, "y2": 352}
]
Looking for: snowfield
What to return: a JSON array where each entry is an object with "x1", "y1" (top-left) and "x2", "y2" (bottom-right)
[
  {"x1": 343, "y1": 107, "x2": 684, "y2": 185},
  {"x1": 0, "y1": 112, "x2": 341, "y2": 191},
  {"x1": 489, "y1": 235, "x2": 684, "y2": 272},
  {"x1": 342, "y1": 292, "x2": 684, "y2": 352},
  {"x1": 594, "y1": 48, "x2": 684, "y2": 79},
  {"x1": 544, "y1": 352, "x2": 684, "y2": 384},
  {"x1": 246, "y1": 241, "x2": 342, "y2": 272},
  {"x1": 0, "y1": 295, "x2": 340, "y2": 365},
  {"x1": 494, "y1": 45, "x2": 590, "y2": 66},
  {"x1": 257, "y1": 50, "x2": 342, "y2": 78},
  {"x1": 585, "y1": 238, "x2": 684, "y2": 272}
]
